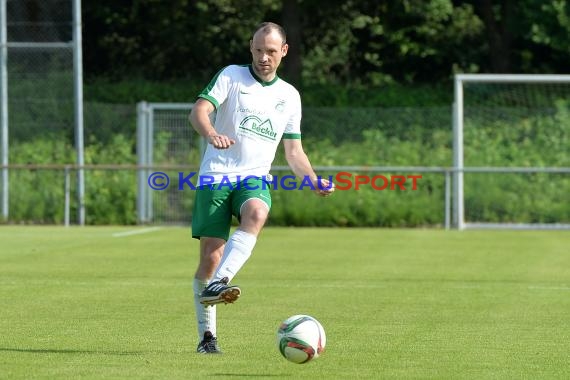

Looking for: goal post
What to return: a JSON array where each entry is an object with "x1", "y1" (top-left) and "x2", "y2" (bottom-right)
[{"x1": 453, "y1": 74, "x2": 570, "y2": 230}]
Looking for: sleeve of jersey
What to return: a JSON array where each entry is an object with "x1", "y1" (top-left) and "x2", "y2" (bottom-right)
[
  {"x1": 282, "y1": 92, "x2": 302, "y2": 140},
  {"x1": 197, "y1": 66, "x2": 232, "y2": 110}
]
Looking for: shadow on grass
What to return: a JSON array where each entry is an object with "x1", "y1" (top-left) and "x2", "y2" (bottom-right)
[
  {"x1": 212, "y1": 375, "x2": 290, "y2": 378},
  {"x1": 0, "y1": 347, "x2": 145, "y2": 356}
]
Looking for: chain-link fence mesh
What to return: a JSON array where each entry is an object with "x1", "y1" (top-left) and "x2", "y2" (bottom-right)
[
  {"x1": 461, "y1": 81, "x2": 570, "y2": 225},
  {"x1": 7, "y1": 0, "x2": 72, "y2": 42},
  {"x1": 1, "y1": 0, "x2": 76, "y2": 222},
  {"x1": 137, "y1": 104, "x2": 453, "y2": 226},
  {"x1": 1, "y1": 1, "x2": 141, "y2": 225},
  {"x1": 145, "y1": 105, "x2": 202, "y2": 225},
  {"x1": 7, "y1": 0, "x2": 74, "y2": 147}
]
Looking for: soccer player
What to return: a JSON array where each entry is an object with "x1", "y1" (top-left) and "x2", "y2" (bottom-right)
[{"x1": 189, "y1": 22, "x2": 334, "y2": 354}]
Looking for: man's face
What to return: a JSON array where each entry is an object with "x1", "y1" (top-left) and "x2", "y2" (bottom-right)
[{"x1": 250, "y1": 30, "x2": 288, "y2": 80}]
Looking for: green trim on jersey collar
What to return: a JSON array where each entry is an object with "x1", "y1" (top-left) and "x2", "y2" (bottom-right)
[{"x1": 248, "y1": 64, "x2": 279, "y2": 86}]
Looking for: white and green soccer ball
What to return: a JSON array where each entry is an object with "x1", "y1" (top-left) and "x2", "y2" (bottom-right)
[{"x1": 276, "y1": 314, "x2": 326, "y2": 364}]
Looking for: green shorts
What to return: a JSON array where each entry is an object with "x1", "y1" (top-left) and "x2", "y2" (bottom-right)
[{"x1": 191, "y1": 177, "x2": 272, "y2": 240}]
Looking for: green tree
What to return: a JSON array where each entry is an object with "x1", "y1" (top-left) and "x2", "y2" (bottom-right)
[
  {"x1": 81, "y1": 0, "x2": 569, "y2": 86},
  {"x1": 467, "y1": 0, "x2": 570, "y2": 73},
  {"x1": 297, "y1": 0, "x2": 485, "y2": 85}
]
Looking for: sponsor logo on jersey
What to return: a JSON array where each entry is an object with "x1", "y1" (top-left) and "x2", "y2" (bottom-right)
[
  {"x1": 238, "y1": 115, "x2": 277, "y2": 141},
  {"x1": 275, "y1": 99, "x2": 285, "y2": 112}
]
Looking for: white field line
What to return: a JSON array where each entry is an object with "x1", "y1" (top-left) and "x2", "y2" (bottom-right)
[{"x1": 112, "y1": 227, "x2": 163, "y2": 238}]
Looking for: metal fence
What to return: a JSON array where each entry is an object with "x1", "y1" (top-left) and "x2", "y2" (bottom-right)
[
  {"x1": 0, "y1": 85, "x2": 569, "y2": 229},
  {"x1": 0, "y1": 0, "x2": 84, "y2": 222},
  {"x1": 136, "y1": 102, "x2": 203, "y2": 225},
  {"x1": 453, "y1": 74, "x2": 570, "y2": 230},
  {"x1": 3, "y1": 163, "x2": 569, "y2": 229},
  {"x1": 0, "y1": 163, "x2": 455, "y2": 228},
  {"x1": 135, "y1": 102, "x2": 456, "y2": 227},
  {"x1": 134, "y1": 101, "x2": 569, "y2": 229}
]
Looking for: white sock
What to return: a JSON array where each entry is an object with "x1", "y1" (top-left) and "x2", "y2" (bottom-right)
[
  {"x1": 213, "y1": 229, "x2": 257, "y2": 283},
  {"x1": 193, "y1": 278, "x2": 216, "y2": 340}
]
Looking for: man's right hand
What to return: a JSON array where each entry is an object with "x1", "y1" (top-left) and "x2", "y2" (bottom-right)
[{"x1": 208, "y1": 134, "x2": 236, "y2": 149}]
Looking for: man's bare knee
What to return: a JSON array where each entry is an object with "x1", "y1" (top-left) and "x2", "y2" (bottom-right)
[
  {"x1": 245, "y1": 206, "x2": 268, "y2": 225},
  {"x1": 239, "y1": 199, "x2": 269, "y2": 235}
]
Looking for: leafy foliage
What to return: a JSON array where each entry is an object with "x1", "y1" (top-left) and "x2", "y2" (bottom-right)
[{"x1": 82, "y1": 0, "x2": 570, "y2": 86}]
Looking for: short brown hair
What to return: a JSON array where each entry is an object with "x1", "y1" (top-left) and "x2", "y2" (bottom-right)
[{"x1": 253, "y1": 22, "x2": 286, "y2": 44}]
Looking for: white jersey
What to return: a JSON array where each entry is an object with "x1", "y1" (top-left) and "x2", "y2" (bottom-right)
[{"x1": 196, "y1": 64, "x2": 302, "y2": 184}]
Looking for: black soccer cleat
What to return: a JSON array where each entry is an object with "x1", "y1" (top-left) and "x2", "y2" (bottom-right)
[
  {"x1": 196, "y1": 331, "x2": 222, "y2": 354},
  {"x1": 199, "y1": 277, "x2": 241, "y2": 306}
]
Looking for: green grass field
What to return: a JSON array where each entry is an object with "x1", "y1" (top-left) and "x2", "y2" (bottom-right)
[{"x1": 1, "y1": 226, "x2": 569, "y2": 379}]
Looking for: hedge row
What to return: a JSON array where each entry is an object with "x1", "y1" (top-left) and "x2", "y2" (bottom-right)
[{"x1": 4, "y1": 101, "x2": 568, "y2": 225}]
